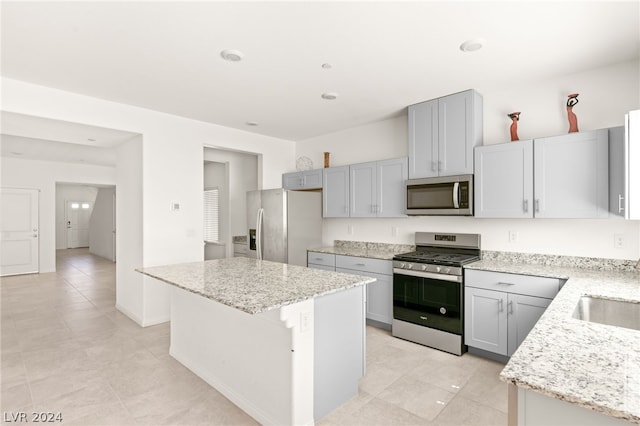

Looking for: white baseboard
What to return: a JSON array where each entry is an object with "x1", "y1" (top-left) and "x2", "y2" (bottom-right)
[
  {"x1": 115, "y1": 303, "x2": 143, "y2": 326},
  {"x1": 115, "y1": 303, "x2": 170, "y2": 327}
]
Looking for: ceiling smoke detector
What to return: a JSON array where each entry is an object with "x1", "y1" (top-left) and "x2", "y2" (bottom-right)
[
  {"x1": 321, "y1": 92, "x2": 338, "y2": 100},
  {"x1": 220, "y1": 49, "x2": 244, "y2": 62},
  {"x1": 459, "y1": 38, "x2": 485, "y2": 52}
]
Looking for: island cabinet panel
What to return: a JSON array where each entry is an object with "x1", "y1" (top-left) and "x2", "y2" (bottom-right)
[
  {"x1": 409, "y1": 89, "x2": 482, "y2": 179},
  {"x1": 314, "y1": 286, "x2": 365, "y2": 421},
  {"x1": 516, "y1": 387, "x2": 631, "y2": 426}
]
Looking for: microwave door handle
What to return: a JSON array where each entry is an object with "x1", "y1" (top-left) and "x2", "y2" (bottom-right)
[{"x1": 452, "y1": 182, "x2": 460, "y2": 208}]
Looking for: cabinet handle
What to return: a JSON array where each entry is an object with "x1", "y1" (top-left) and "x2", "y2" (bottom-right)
[
  {"x1": 499, "y1": 299, "x2": 504, "y2": 313},
  {"x1": 618, "y1": 194, "x2": 624, "y2": 213},
  {"x1": 431, "y1": 161, "x2": 437, "y2": 172},
  {"x1": 535, "y1": 199, "x2": 540, "y2": 213},
  {"x1": 508, "y1": 300, "x2": 514, "y2": 315},
  {"x1": 315, "y1": 258, "x2": 323, "y2": 261},
  {"x1": 523, "y1": 200, "x2": 528, "y2": 213},
  {"x1": 497, "y1": 282, "x2": 516, "y2": 286},
  {"x1": 438, "y1": 160, "x2": 444, "y2": 171},
  {"x1": 355, "y1": 263, "x2": 366, "y2": 266}
]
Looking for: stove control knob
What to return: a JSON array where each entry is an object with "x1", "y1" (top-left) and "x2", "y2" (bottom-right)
[
  {"x1": 420, "y1": 265, "x2": 427, "y2": 271},
  {"x1": 407, "y1": 264, "x2": 414, "y2": 269},
  {"x1": 445, "y1": 268, "x2": 451, "y2": 274},
  {"x1": 399, "y1": 263, "x2": 406, "y2": 268},
  {"x1": 436, "y1": 266, "x2": 441, "y2": 273}
]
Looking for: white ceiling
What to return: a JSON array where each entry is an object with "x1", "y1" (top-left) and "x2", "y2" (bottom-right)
[{"x1": 1, "y1": 1, "x2": 639, "y2": 143}]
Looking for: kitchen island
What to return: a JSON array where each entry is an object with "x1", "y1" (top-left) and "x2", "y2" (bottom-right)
[
  {"x1": 137, "y1": 257, "x2": 375, "y2": 425},
  {"x1": 466, "y1": 255, "x2": 640, "y2": 425}
]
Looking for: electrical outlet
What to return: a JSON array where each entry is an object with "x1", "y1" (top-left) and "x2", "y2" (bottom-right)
[
  {"x1": 508, "y1": 231, "x2": 519, "y2": 243},
  {"x1": 300, "y1": 312, "x2": 312, "y2": 333},
  {"x1": 614, "y1": 234, "x2": 625, "y2": 249}
]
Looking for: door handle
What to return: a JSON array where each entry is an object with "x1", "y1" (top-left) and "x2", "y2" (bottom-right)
[
  {"x1": 499, "y1": 299, "x2": 504, "y2": 313},
  {"x1": 618, "y1": 194, "x2": 624, "y2": 213},
  {"x1": 523, "y1": 200, "x2": 528, "y2": 213},
  {"x1": 535, "y1": 199, "x2": 540, "y2": 213},
  {"x1": 452, "y1": 182, "x2": 460, "y2": 208},
  {"x1": 508, "y1": 300, "x2": 514, "y2": 315}
]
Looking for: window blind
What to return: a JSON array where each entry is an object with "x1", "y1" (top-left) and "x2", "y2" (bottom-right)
[{"x1": 203, "y1": 188, "x2": 219, "y2": 242}]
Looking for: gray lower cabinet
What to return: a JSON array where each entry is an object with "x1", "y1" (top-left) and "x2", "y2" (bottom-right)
[
  {"x1": 308, "y1": 252, "x2": 393, "y2": 328},
  {"x1": 474, "y1": 129, "x2": 609, "y2": 219},
  {"x1": 282, "y1": 169, "x2": 323, "y2": 190},
  {"x1": 322, "y1": 166, "x2": 350, "y2": 217},
  {"x1": 335, "y1": 255, "x2": 393, "y2": 328},
  {"x1": 465, "y1": 269, "x2": 562, "y2": 357},
  {"x1": 307, "y1": 251, "x2": 336, "y2": 271}
]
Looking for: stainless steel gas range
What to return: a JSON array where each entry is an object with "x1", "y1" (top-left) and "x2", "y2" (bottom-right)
[{"x1": 392, "y1": 232, "x2": 481, "y2": 355}]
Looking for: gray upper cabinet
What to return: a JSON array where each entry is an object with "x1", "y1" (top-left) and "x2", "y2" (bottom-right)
[
  {"x1": 282, "y1": 169, "x2": 322, "y2": 190},
  {"x1": 475, "y1": 140, "x2": 534, "y2": 218},
  {"x1": 323, "y1": 166, "x2": 350, "y2": 217},
  {"x1": 608, "y1": 112, "x2": 639, "y2": 220},
  {"x1": 408, "y1": 89, "x2": 483, "y2": 179},
  {"x1": 475, "y1": 129, "x2": 609, "y2": 219},
  {"x1": 350, "y1": 157, "x2": 408, "y2": 218},
  {"x1": 534, "y1": 129, "x2": 609, "y2": 218},
  {"x1": 350, "y1": 161, "x2": 377, "y2": 217}
]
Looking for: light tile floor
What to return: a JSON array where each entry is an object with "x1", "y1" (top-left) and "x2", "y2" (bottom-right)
[{"x1": 1, "y1": 249, "x2": 507, "y2": 425}]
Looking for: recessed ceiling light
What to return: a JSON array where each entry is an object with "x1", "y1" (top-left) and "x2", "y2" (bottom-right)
[
  {"x1": 459, "y1": 38, "x2": 485, "y2": 52},
  {"x1": 321, "y1": 63, "x2": 332, "y2": 69},
  {"x1": 246, "y1": 121, "x2": 258, "y2": 126},
  {"x1": 220, "y1": 49, "x2": 244, "y2": 62},
  {"x1": 10, "y1": 151, "x2": 23, "y2": 155},
  {"x1": 87, "y1": 138, "x2": 96, "y2": 142},
  {"x1": 321, "y1": 92, "x2": 338, "y2": 100}
]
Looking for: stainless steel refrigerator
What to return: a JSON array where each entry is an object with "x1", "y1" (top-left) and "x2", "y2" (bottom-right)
[{"x1": 247, "y1": 189, "x2": 322, "y2": 266}]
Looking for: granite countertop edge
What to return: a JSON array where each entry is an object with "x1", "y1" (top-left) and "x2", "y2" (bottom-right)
[
  {"x1": 465, "y1": 257, "x2": 640, "y2": 423},
  {"x1": 137, "y1": 258, "x2": 376, "y2": 315},
  {"x1": 308, "y1": 245, "x2": 414, "y2": 260}
]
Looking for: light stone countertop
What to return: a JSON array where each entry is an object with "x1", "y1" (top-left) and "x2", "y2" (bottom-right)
[
  {"x1": 309, "y1": 241, "x2": 415, "y2": 260},
  {"x1": 466, "y1": 256, "x2": 640, "y2": 423},
  {"x1": 137, "y1": 257, "x2": 375, "y2": 315}
]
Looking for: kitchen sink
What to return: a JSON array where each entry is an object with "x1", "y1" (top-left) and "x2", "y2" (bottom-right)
[{"x1": 573, "y1": 296, "x2": 640, "y2": 331}]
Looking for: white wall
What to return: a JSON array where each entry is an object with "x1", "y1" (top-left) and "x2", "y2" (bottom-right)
[
  {"x1": 296, "y1": 59, "x2": 640, "y2": 260},
  {"x1": 89, "y1": 187, "x2": 115, "y2": 261},
  {"x1": 1, "y1": 77, "x2": 295, "y2": 325},
  {"x1": 55, "y1": 183, "x2": 98, "y2": 249},
  {"x1": 0, "y1": 157, "x2": 116, "y2": 272}
]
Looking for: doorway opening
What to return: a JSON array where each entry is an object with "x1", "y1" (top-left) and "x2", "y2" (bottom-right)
[{"x1": 56, "y1": 183, "x2": 116, "y2": 263}]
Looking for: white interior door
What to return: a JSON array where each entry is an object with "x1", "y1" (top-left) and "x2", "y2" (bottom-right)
[
  {"x1": 1, "y1": 188, "x2": 39, "y2": 276},
  {"x1": 66, "y1": 200, "x2": 91, "y2": 248}
]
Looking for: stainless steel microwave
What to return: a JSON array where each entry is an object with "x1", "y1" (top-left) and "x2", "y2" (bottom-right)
[{"x1": 405, "y1": 174, "x2": 473, "y2": 215}]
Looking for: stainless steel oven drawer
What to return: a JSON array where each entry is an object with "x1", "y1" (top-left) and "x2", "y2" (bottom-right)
[{"x1": 464, "y1": 269, "x2": 562, "y2": 299}]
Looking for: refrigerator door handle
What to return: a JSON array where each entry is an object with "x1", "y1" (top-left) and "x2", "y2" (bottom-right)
[{"x1": 256, "y1": 208, "x2": 264, "y2": 260}]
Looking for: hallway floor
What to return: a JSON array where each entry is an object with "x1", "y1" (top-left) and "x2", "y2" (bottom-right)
[{"x1": 1, "y1": 249, "x2": 507, "y2": 425}]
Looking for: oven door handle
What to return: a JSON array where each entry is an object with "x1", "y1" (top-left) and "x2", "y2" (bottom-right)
[{"x1": 393, "y1": 268, "x2": 462, "y2": 283}]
